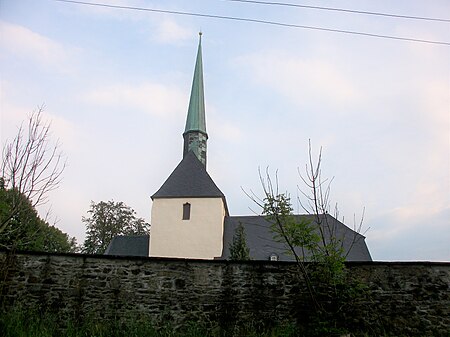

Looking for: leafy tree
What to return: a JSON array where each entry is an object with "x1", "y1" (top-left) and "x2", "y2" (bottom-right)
[
  {"x1": 0, "y1": 184, "x2": 39, "y2": 250},
  {"x1": 82, "y1": 200, "x2": 150, "y2": 254},
  {"x1": 0, "y1": 182, "x2": 77, "y2": 252},
  {"x1": 37, "y1": 224, "x2": 78, "y2": 253},
  {"x1": 229, "y1": 222, "x2": 251, "y2": 261}
]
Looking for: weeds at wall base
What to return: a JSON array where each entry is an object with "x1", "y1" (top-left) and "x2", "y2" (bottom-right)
[
  {"x1": 0, "y1": 306, "x2": 415, "y2": 337},
  {"x1": 0, "y1": 307, "x2": 302, "y2": 337}
]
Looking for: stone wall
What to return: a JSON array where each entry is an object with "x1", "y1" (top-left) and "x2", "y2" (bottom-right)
[{"x1": 0, "y1": 250, "x2": 449, "y2": 336}]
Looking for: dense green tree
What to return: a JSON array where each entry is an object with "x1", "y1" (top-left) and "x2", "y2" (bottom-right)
[
  {"x1": 229, "y1": 223, "x2": 251, "y2": 261},
  {"x1": 0, "y1": 183, "x2": 77, "y2": 252},
  {"x1": 0, "y1": 185, "x2": 38, "y2": 250},
  {"x1": 82, "y1": 200, "x2": 150, "y2": 254},
  {"x1": 37, "y1": 224, "x2": 78, "y2": 253}
]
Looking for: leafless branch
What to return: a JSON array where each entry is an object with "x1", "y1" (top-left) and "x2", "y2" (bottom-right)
[{"x1": 1, "y1": 105, "x2": 66, "y2": 233}]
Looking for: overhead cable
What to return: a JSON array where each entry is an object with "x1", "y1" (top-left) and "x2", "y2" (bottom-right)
[
  {"x1": 53, "y1": 0, "x2": 450, "y2": 46},
  {"x1": 223, "y1": 0, "x2": 450, "y2": 23}
]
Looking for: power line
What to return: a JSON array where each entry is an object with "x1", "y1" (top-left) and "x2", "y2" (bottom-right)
[
  {"x1": 53, "y1": 0, "x2": 450, "y2": 46},
  {"x1": 223, "y1": 0, "x2": 450, "y2": 23}
]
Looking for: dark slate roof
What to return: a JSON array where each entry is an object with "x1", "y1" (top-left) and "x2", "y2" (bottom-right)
[
  {"x1": 104, "y1": 235, "x2": 149, "y2": 257},
  {"x1": 152, "y1": 151, "x2": 225, "y2": 199},
  {"x1": 221, "y1": 214, "x2": 372, "y2": 262}
]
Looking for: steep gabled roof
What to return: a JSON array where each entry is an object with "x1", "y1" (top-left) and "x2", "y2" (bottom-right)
[
  {"x1": 152, "y1": 151, "x2": 225, "y2": 199},
  {"x1": 220, "y1": 214, "x2": 371, "y2": 261}
]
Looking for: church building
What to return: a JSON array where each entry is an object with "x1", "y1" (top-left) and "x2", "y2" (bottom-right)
[{"x1": 106, "y1": 34, "x2": 372, "y2": 261}]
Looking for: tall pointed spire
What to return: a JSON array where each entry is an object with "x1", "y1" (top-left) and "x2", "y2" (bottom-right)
[
  {"x1": 183, "y1": 32, "x2": 208, "y2": 167},
  {"x1": 185, "y1": 32, "x2": 206, "y2": 135}
]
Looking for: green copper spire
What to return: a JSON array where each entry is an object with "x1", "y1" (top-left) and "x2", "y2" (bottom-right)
[
  {"x1": 183, "y1": 33, "x2": 208, "y2": 167},
  {"x1": 184, "y1": 32, "x2": 207, "y2": 135}
]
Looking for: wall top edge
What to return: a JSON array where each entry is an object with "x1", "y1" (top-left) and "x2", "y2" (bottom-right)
[{"x1": 0, "y1": 249, "x2": 449, "y2": 266}]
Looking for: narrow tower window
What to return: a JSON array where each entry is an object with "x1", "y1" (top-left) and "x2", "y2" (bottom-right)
[{"x1": 182, "y1": 203, "x2": 191, "y2": 220}]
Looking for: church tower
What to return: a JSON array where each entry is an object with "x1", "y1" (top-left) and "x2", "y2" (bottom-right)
[{"x1": 149, "y1": 34, "x2": 228, "y2": 259}]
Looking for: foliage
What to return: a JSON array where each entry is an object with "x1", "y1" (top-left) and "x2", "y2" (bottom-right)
[
  {"x1": 37, "y1": 224, "x2": 78, "y2": 253},
  {"x1": 82, "y1": 200, "x2": 150, "y2": 254},
  {"x1": 0, "y1": 184, "x2": 76, "y2": 252},
  {"x1": 260, "y1": 184, "x2": 366, "y2": 335},
  {"x1": 1, "y1": 106, "x2": 65, "y2": 235},
  {"x1": 229, "y1": 222, "x2": 251, "y2": 261}
]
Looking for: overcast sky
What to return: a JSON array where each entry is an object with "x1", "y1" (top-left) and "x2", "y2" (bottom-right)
[{"x1": 1, "y1": 0, "x2": 449, "y2": 261}]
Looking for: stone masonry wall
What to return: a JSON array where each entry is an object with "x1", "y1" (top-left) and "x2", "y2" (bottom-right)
[{"x1": 0, "y1": 250, "x2": 449, "y2": 336}]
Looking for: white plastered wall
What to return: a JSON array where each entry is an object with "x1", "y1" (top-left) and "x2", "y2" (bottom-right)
[{"x1": 149, "y1": 197, "x2": 226, "y2": 259}]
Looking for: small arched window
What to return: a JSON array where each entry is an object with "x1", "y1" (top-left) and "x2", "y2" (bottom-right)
[{"x1": 182, "y1": 203, "x2": 191, "y2": 220}]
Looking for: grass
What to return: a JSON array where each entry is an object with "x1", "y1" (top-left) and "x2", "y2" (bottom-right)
[
  {"x1": 0, "y1": 307, "x2": 300, "y2": 337},
  {"x1": 1, "y1": 306, "x2": 421, "y2": 337}
]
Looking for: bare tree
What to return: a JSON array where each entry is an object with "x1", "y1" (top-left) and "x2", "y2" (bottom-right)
[
  {"x1": 245, "y1": 169, "x2": 321, "y2": 310},
  {"x1": 0, "y1": 105, "x2": 66, "y2": 234},
  {"x1": 297, "y1": 140, "x2": 367, "y2": 260},
  {"x1": 245, "y1": 140, "x2": 369, "y2": 320}
]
